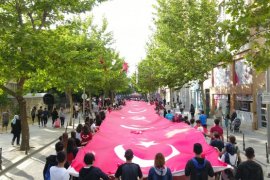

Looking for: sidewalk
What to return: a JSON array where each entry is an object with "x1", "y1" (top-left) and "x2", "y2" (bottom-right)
[
  {"x1": 0, "y1": 114, "x2": 81, "y2": 176},
  {"x1": 172, "y1": 107, "x2": 270, "y2": 178}
]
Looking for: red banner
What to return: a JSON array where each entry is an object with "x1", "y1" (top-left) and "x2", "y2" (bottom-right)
[{"x1": 69, "y1": 101, "x2": 227, "y2": 177}]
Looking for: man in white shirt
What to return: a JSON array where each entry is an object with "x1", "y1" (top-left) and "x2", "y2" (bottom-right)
[{"x1": 50, "y1": 151, "x2": 70, "y2": 180}]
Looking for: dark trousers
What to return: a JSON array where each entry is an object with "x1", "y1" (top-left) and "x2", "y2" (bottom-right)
[
  {"x1": 32, "y1": 115, "x2": 35, "y2": 123},
  {"x1": 12, "y1": 133, "x2": 20, "y2": 145},
  {"x1": 52, "y1": 118, "x2": 57, "y2": 125},
  {"x1": 60, "y1": 117, "x2": 65, "y2": 127},
  {"x1": 43, "y1": 117, "x2": 48, "y2": 125},
  {"x1": 38, "y1": 116, "x2": 43, "y2": 126}
]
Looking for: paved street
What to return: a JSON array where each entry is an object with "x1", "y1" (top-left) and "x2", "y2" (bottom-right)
[
  {"x1": 0, "y1": 114, "x2": 80, "y2": 180},
  {"x1": 0, "y1": 109, "x2": 270, "y2": 179}
]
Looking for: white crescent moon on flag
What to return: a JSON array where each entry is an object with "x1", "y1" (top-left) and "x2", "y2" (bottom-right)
[
  {"x1": 120, "y1": 125, "x2": 153, "y2": 130},
  {"x1": 114, "y1": 144, "x2": 180, "y2": 167},
  {"x1": 128, "y1": 109, "x2": 147, "y2": 113}
]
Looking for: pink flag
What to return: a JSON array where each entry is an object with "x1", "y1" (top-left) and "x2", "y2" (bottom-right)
[
  {"x1": 122, "y1": 62, "x2": 128, "y2": 72},
  {"x1": 69, "y1": 101, "x2": 227, "y2": 177}
]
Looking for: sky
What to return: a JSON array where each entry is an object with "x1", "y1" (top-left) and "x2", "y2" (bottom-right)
[{"x1": 92, "y1": 0, "x2": 156, "y2": 75}]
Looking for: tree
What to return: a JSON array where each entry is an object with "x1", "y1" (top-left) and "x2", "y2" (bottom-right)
[
  {"x1": 139, "y1": 0, "x2": 231, "y2": 110},
  {"x1": 225, "y1": 0, "x2": 270, "y2": 71},
  {"x1": 0, "y1": 0, "x2": 106, "y2": 150}
]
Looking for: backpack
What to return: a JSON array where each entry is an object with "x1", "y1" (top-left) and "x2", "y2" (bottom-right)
[
  {"x1": 191, "y1": 158, "x2": 206, "y2": 177},
  {"x1": 224, "y1": 152, "x2": 238, "y2": 180},
  {"x1": 44, "y1": 164, "x2": 52, "y2": 180}
]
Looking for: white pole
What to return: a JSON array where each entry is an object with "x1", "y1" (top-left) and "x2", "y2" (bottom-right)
[
  {"x1": 267, "y1": 67, "x2": 270, "y2": 153},
  {"x1": 83, "y1": 88, "x2": 85, "y2": 119}
]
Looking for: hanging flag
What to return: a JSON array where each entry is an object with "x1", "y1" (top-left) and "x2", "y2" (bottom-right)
[{"x1": 122, "y1": 62, "x2": 128, "y2": 72}]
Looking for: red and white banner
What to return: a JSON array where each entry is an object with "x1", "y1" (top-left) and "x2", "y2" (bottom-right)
[{"x1": 69, "y1": 101, "x2": 227, "y2": 177}]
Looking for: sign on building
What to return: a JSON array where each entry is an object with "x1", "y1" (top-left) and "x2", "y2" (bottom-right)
[{"x1": 262, "y1": 92, "x2": 270, "y2": 104}]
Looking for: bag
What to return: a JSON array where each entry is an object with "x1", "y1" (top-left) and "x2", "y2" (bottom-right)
[
  {"x1": 224, "y1": 152, "x2": 237, "y2": 180},
  {"x1": 192, "y1": 158, "x2": 206, "y2": 177},
  {"x1": 54, "y1": 119, "x2": 60, "y2": 128},
  {"x1": 44, "y1": 164, "x2": 51, "y2": 180}
]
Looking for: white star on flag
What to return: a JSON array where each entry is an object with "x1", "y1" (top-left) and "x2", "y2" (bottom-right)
[{"x1": 137, "y1": 141, "x2": 159, "y2": 148}]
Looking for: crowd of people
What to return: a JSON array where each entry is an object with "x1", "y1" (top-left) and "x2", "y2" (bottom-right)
[
  {"x1": 155, "y1": 100, "x2": 264, "y2": 180},
  {"x1": 0, "y1": 97, "x2": 264, "y2": 180}
]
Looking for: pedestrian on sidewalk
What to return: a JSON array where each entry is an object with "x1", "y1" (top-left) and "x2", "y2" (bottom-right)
[
  {"x1": 79, "y1": 153, "x2": 109, "y2": 180},
  {"x1": 31, "y1": 106, "x2": 37, "y2": 125},
  {"x1": 11, "y1": 115, "x2": 21, "y2": 146},
  {"x1": 235, "y1": 147, "x2": 264, "y2": 180},
  {"x1": 42, "y1": 108, "x2": 49, "y2": 127},
  {"x1": 2, "y1": 110, "x2": 9, "y2": 132},
  {"x1": 37, "y1": 106, "x2": 43, "y2": 127},
  {"x1": 51, "y1": 107, "x2": 59, "y2": 127},
  {"x1": 215, "y1": 107, "x2": 224, "y2": 127},
  {"x1": 190, "y1": 104, "x2": 195, "y2": 118},
  {"x1": 59, "y1": 107, "x2": 65, "y2": 127},
  {"x1": 148, "y1": 152, "x2": 173, "y2": 180},
  {"x1": 185, "y1": 143, "x2": 214, "y2": 180}
]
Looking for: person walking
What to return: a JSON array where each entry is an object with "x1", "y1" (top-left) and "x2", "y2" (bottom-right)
[
  {"x1": 165, "y1": 110, "x2": 174, "y2": 121},
  {"x1": 199, "y1": 110, "x2": 207, "y2": 127},
  {"x1": 2, "y1": 110, "x2": 9, "y2": 132},
  {"x1": 51, "y1": 107, "x2": 59, "y2": 127},
  {"x1": 215, "y1": 107, "x2": 223, "y2": 127},
  {"x1": 210, "y1": 119, "x2": 224, "y2": 142},
  {"x1": 43, "y1": 141, "x2": 69, "y2": 179},
  {"x1": 147, "y1": 152, "x2": 173, "y2": 180},
  {"x1": 42, "y1": 108, "x2": 49, "y2": 127},
  {"x1": 31, "y1": 106, "x2": 37, "y2": 125},
  {"x1": 235, "y1": 147, "x2": 263, "y2": 180},
  {"x1": 11, "y1": 115, "x2": 21, "y2": 146},
  {"x1": 115, "y1": 149, "x2": 143, "y2": 180},
  {"x1": 190, "y1": 104, "x2": 195, "y2": 119},
  {"x1": 79, "y1": 153, "x2": 109, "y2": 180},
  {"x1": 37, "y1": 106, "x2": 43, "y2": 127},
  {"x1": 59, "y1": 107, "x2": 65, "y2": 127},
  {"x1": 185, "y1": 143, "x2": 214, "y2": 180},
  {"x1": 49, "y1": 151, "x2": 70, "y2": 180}
]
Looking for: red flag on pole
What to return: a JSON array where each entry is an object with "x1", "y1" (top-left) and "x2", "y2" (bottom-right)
[{"x1": 122, "y1": 62, "x2": 128, "y2": 72}]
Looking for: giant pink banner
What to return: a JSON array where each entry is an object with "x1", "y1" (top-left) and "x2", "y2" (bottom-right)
[{"x1": 69, "y1": 101, "x2": 227, "y2": 177}]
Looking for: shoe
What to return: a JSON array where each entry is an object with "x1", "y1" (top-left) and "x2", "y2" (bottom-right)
[{"x1": 11, "y1": 141, "x2": 14, "y2": 145}]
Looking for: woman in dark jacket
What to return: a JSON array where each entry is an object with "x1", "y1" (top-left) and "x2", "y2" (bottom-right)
[
  {"x1": 51, "y1": 107, "x2": 59, "y2": 127},
  {"x1": 148, "y1": 153, "x2": 173, "y2": 180},
  {"x1": 11, "y1": 115, "x2": 21, "y2": 145}
]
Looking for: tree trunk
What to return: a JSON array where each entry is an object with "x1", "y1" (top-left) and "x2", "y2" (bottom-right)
[
  {"x1": 67, "y1": 90, "x2": 74, "y2": 127},
  {"x1": 199, "y1": 81, "x2": 206, "y2": 113},
  {"x1": 17, "y1": 96, "x2": 29, "y2": 151},
  {"x1": 88, "y1": 91, "x2": 92, "y2": 110},
  {"x1": 170, "y1": 88, "x2": 174, "y2": 109}
]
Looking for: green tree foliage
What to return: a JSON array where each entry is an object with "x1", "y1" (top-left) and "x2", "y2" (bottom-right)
[
  {"x1": 138, "y1": 0, "x2": 231, "y2": 93},
  {"x1": 225, "y1": 0, "x2": 270, "y2": 71},
  {"x1": 0, "y1": 0, "x2": 106, "y2": 150}
]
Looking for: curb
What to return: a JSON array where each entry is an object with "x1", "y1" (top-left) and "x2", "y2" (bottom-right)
[
  {"x1": 0, "y1": 128, "x2": 72, "y2": 176},
  {"x1": 0, "y1": 137, "x2": 59, "y2": 176}
]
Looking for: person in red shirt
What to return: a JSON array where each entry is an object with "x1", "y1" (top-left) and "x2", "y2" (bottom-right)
[
  {"x1": 210, "y1": 119, "x2": 224, "y2": 142},
  {"x1": 80, "y1": 125, "x2": 92, "y2": 146}
]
